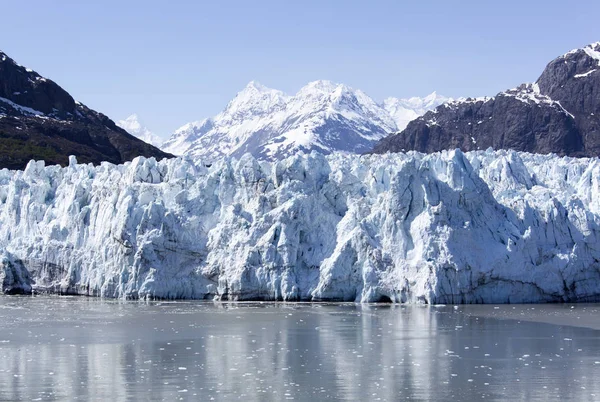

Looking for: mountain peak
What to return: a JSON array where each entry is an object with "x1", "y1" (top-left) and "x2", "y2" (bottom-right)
[
  {"x1": 118, "y1": 114, "x2": 143, "y2": 131},
  {"x1": 221, "y1": 82, "x2": 289, "y2": 121},
  {"x1": 423, "y1": 91, "x2": 439, "y2": 103},
  {"x1": 560, "y1": 41, "x2": 600, "y2": 63},
  {"x1": 244, "y1": 80, "x2": 274, "y2": 93},
  {"x1": 301, "y1": 80, "x2": 342, "y2": 94},
  {"x1": 583, "y1": 41, "x2": 600, "y2": 51},
  {"x1": 0, "y1": 50, "x2": 18, "y2": 66},
  {"x1": 582, "y1": 42, "x2": 600, "y2": 65},
  {"x1": 238, "y1": 80, "x2": 284, "y2": 96},
  {"x1": 117, "y1": 114, "x2": 163, "y2": 147},
  {"x1": 0, "y1": 50, "x2": 76, "y2": 116},
  {"x1": 0, "y1": 50, "x2": 170, "y2": 169},
  {"x1": 374, "y1": 41, "x2": 600, "y2": 158},
  {"x1": 163, "y1": 80, "x2": 442, "y2": 161}
]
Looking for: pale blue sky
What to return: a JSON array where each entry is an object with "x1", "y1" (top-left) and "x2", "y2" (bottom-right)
[{"x1": 2, "y1": 0, "x2": 599, "y2": 136}]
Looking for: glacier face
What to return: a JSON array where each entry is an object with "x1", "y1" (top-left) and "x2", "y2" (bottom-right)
[{"x1": 1, "y1": 149, "x2": 600, "y2": 303}]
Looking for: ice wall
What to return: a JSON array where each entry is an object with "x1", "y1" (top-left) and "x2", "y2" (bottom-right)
[{"x1": 2, "y1": 150, "x2": 600, "y2": 303}]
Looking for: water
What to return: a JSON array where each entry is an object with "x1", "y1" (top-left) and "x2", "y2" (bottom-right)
[{"x1": 1, "y1": 297, "x2": 600, "y2": 401}]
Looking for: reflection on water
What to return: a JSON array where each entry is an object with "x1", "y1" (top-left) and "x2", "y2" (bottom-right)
[{"x1": 0, "y1": 297, "x2": 599, "y2": 401}]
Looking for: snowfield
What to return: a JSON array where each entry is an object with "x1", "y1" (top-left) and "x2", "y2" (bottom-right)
[{"x1": 1, "y1": 149, "x2": 600, "y2": 303}]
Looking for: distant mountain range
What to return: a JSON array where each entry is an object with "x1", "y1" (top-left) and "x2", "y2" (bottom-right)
[
  {"x1": 155, "y1": 81, "x2": 446, "y2": 161},
  {"x1": 4, "y1": 41, "x2": 600, "y2": 170},
  {"x1": 0, "y1": 51, "x2": 171, "y2": 170},
  {"x1": 373, "y1": 42, "x2": 600, "y2": 157}
]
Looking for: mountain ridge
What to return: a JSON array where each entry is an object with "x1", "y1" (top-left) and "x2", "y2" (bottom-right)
[
  {"x1": 161, "y1": 80, "x2": 445, "y2": 161},
  {"x1": 372, "y1": 42, "x2": 600, "y2": 157},
  {"x1": 0, "y1": 50, "x2": 172, "y2": 170}
]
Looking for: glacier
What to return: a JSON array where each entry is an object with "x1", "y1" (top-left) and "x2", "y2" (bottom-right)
[{"x1": 1, "y1": 149, "x2": 600, "y2": 303}]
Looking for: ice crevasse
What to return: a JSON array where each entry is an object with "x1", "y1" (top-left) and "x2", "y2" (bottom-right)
[{"x1": 1, "y1": 149, "x2": 600, "y2": 303}]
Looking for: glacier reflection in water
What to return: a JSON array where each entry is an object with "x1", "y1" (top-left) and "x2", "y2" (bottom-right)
[{"x1": 0, "y1": 296, "x2": 600, "y2": 401}]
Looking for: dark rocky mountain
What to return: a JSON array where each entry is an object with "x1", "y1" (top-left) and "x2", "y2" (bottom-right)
[
  {"x1": 0, "y1": 51, "x2": 172, "y2": 170},
  {"x1": 372, "y1": 42, "x2": 600, "y2": 157}
]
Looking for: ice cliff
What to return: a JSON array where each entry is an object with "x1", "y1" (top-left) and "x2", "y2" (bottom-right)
[{"x1": 2, "y1": 149, "x2": 600, "y2": 303}]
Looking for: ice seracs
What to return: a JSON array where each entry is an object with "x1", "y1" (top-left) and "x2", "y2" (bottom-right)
[
  {"x1": 161, "y1": 81, "x2": 445, "y2": 161},
  {"x1": 2, "y1": 150, "x2": 600, "y2": 303}
]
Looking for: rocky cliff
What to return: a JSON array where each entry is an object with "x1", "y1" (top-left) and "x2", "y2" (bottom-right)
[
  {"x1": 372, "y1": 42, "x2": 600, "y2": 157},
  {"x1": 0, "y1": 51, "x2": 172, "y2": 170}
]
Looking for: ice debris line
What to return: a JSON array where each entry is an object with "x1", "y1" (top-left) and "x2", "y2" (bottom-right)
[{"x1": 1, "y1": 149, "x2": 600, "y2": 303}]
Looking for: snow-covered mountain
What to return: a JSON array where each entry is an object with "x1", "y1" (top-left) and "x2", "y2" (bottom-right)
[
  {"x1": 383, "y1": 91, "x2": 450, "y2": 131},
  {"x1": 161, "y1": 81, "x2": 445, "y2": 161},
  {"x1": 2, "y1": 150, "x2": 600, "y2": 303},
  {"x1": 117, "y1": 114, "x2": 163, "y2": 147}
]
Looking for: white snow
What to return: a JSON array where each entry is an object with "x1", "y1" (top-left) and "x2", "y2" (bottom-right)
[
  {"x1": 2, "y1": 149, "x2": 600, "y2": 303},
  {"x1": 161, "y1": 81, "x2": 444, "y2": 161},
  {"x1": 162, "y1": 81, "x2": 290, "y2": 159},
  {"x1": 582, "y1": 43, "x2": 600, "y2": 66},
  {"x1": 440, "y1": 84, "x2": 575, "y2": 120},
  {"x1": 442, "y1": 97, "x2": 493, "y2": 111},
  {"x1": 383, "y1": 91, "x2": 450, "y2": 131},
  {"x1": 559, "y1": 42, "x2": 600, "y2": 78},
  {"x1": 502, "y1": 83, "x2": 559, "y2": 107},
  {"x1": 574, "y1": 69, "x2": 597, "y2": 78},
  {"x1": 0, "y1": 96, "x2": 45, "y2": 117},
  {"x1": 117, "y1": 114, "x2": 164, "y2": 147}
]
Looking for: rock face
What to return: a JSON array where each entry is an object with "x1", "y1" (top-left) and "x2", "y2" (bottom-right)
[
  {"x1": 372, "y1": 42, "x2": 600, "y2": 157},
  {"x1": 2, "y1": 150, "x2": 600, "y2": 303},
  {"x1": 161, "y1": 81, "x2": 444, "y2": 161},
  {"x1": 0, "y1": 51, "x2": 172, "y2": 170}
]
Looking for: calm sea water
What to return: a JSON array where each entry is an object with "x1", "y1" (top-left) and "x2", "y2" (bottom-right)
[{"x1": 0, "y1": 296, "x2": 599, "y2": 401}]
